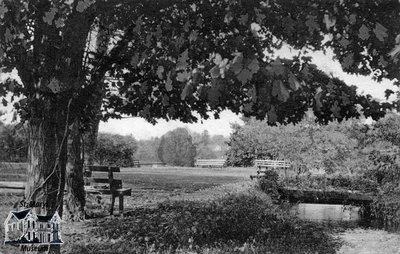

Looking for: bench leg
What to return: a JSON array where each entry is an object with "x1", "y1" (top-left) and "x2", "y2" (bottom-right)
[
  {"x1": 119, "y1": 195, "x2": 124, "y2": 214},
  {"x1": 110, "y1": 194, "x2": 116, "y2": 215}
]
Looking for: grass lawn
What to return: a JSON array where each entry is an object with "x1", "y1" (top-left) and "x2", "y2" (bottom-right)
[{"x1": 0, "y1": 166, "x2": 341, "y2": 254}]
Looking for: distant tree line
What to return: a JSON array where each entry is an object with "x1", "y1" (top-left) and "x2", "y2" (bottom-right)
[
  {"x1": 135, "y1": 128, "x2": 229, "y2": 167},
  {"x1": 225, "y1": 111, "x2": 400, "y2": 175},
  {"x1": 0, "y1": 118, "x2": 229, "y2": 168},
  {"x1": 0, "y1": 119, "x2": 139, "y2": 167},
  {"x1": 88, "y1": 133, "x2": 138, "y2": 167},
  {"x1": 0, "y1": 121, "x2": 28, "y2": 162}
]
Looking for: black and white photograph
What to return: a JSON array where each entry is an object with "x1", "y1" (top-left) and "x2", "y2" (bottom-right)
[{"x1": 1, "y1": 0, "x2": 400, "y2": 253}]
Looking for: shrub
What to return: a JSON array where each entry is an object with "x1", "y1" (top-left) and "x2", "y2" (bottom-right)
[{"x1": 83, "y1": 192, "x2": 341, "y2": 254}]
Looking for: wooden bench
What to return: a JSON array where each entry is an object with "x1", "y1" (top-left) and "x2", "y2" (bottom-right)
[
  {"x1": 0, "y1": 162, "x2": 27, "y2": 194},
  {"x1": 195, "y1": 159, "x2": 226, "y2": 168},
  {"x1": 139, "y1": 161, "x2": 166, "y2": 167},
  {"x1": 250, "y1": 159, "x2": 291, "y2": 179},
  {"x1": 84, "y1": 165, "x2": 132, "y2": 215},
  {"x1": 132, "y1": 159, "x2": 140, "y2": 167}
]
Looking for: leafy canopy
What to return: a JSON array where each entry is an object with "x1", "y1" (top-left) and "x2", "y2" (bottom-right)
[{"x1": 0, "y1": 0, "x2": 399, "y2": 125}]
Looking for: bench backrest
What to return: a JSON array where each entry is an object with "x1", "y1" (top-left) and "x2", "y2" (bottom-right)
[
  {"x1": 84, "y1": 165, "x2": 123, "y2": 191},
  {"x1": 0, "y1": 162, "x2": 28, "y2": 181},
  {"x1": 132, "y1": 160, "x2": 140, "y2": 167},
  {"x1": 195, "y1": 159, "x2": 226, "y2": 166},
  {"x1": 254, "y1": 159, "x2": 291, "y2": 168},
  {"x1": 0, "y1": 162, "x2": 27, "y2": 192}
]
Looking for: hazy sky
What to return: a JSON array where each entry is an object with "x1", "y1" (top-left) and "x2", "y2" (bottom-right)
[{"x1": 99, "y1": 110, "x2": 243, "y2": 140}]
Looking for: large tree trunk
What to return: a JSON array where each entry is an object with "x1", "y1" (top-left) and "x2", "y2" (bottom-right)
[
  {"x1": 25, "y1": 101, "x2": 67, "y2": 216},
  {"x1": 64, "y1": 120, "x2": 86, "y2": 221},
  {"x1": 24, "y1": 100, "x2": 68, "y2": 254}
]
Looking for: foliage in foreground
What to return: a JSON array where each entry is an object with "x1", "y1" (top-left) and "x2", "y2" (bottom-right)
[{"x1": 66, "y1": 192, "x2": 341, "y2": 254}]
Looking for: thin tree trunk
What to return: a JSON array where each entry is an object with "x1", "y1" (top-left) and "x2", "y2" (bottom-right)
[
  {"x1": 86, "y1": 117, "x2": 101, "y2": 165},
  {"x1": 64, "y1": 120, "x2": 86, "y2": 221}
]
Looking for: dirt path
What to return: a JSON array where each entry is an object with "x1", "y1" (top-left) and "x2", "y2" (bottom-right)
[{"x1": 338, "y1": 229, "x2": 400, "y2": 254}]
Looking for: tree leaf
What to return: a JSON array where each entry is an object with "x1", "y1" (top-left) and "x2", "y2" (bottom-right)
[
  {"x1": 373, "y1": 23, "x2": 388, "y2": 42},
  {"x1": 243, "y1": 103, "x2": 253, "y2": 113},
  {"x1": 189, "y1": 30, "x2": 198, "y2": 42},
  {"x1": 0, "y1": 1, "x2": 9, "y2": 19},
  {"x1": 48, "y1": 78, "x2": 61, "y2": 93},
  {"x1": 43, "y1": 8, "x2": 57, "y2": 25},
  {"x1": 247, "y1": 87, "x2": 257, "y2": 102},
  {"x1": 255, "y1": 8, "x2": 266, "y2": 23},
  {"x1": 267, "y1": 58, "x2": 285, "y2": 76},
  {"x1": 251, "y1": 23, "x2": 261, "y2": 36},
  {"x1": 5, "y1": 28, "x2": 12, "y2": 43},
  {"x1": 358, "y1": 24, "x2": 370, "y2": 41},
  {"x1": 176, "y1": 71, "x2": 190, "y2": 82},
  {"x1": 166, "y1": 72, "x2": 173, "y2": 91},
  {"x1": 224, "y1": 11, "x2": 233, "y2": 24},
  {"x1": 389, "y1": 44, "x2": 400, "y2": 59},
  {"x1": 323, "y1": 14, "x2": 336, "y2": 30},
  {"x1": 156, "y1": 66, "x2": 164, "y2": 79},
  {"x1": 331, "y1": 101, "x2": 341, "y2": 118},
  {"x1": 2, "y1": 98, "x2": 7, "y2": 107},
  {"x1": 239, "y1": 14, "x2": 248, "y2": 26},
  {"x1": 76, "y1": 0, "x2": 92, "y2": 13},
  {"x1": 288, "y1": 73, "x2": 300, "y2": 91},
  {"x1": 130, "y1": 53, "x2": 139, "y2": 67},
  {"x1": 210, "y1": 66, "x2": 220, "y2": 79},
  {"x1": 272, "y1": 80, "x2": 289, "y2": 102},
  {"x1": 230, "y1": 53, "x2": 243, "y2": 74},
  {"x1": 305, "y1": 15, "x2": 319, "y2": 34},
  {"x1": 181, "y1": 83, "x2": 192, "y2": 100},
  {"x1": 162, "y1": 94, "x2": 170, "y2": 106},
  {"x1": 314, "y1": 87, "x2": 323, "y2": 110},
  {"x1": 183, "y1": 21, "x2": 190, "y2": 33},
  {"x1": 214, "y1": 53, "x2": 222, "y2": 65},
  {"x1": 196, "y1": 17, "x2": 203, "y2": 28},
  {"x1": 339, "y1": 38, "x2": 350, "y2": 48},
  {"x1": 207, "y1": 86, "x2": 221, "y2": 107},
  {"x1": 176, "y1": 49, "x2": 189, "y2": 71},
  {"x1": 267, "y1": 106, "x2": 278, "y2": 123},
  {"x1": 54, "y1": 18, "x2": 64, "y2": 28},
  {"x1": 237, "y1": 69, "x2": 252, "y2": 85},
  {"x1": 342, "y1": 53, "x2": 354, "y2": 70},
  {"x1": 248, "y1": 58, "x2": 260, "y2": 74}
]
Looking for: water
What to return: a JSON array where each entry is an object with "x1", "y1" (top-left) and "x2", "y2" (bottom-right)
[{"x1": 291, "y1": 203, "x2": 361, "y2": 222}]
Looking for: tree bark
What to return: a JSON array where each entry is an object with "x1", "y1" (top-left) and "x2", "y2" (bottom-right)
[
  {"x1": 86, "y1": 115, "x2": 101, "y2": 165},
  {"x1": 64, "y1": 120, "x2": 86, "y2": 221},
  {"x1": 24, "y1": 100, "x2": 68, "y2": 254},
  {"x1": 25, "y1": 101, "x2": 67, "y2": 216}
]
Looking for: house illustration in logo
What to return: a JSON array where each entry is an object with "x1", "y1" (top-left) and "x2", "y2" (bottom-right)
[{"x1": 4, "y1": 208, "x2": 62, "y2": 245}]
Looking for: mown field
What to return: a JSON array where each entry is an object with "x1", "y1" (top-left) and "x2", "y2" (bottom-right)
[
  {"x1": 3, "y1": 165, "x2": 399, "y2": 253},
  {"x1": 0, "y1": 166, "x2": 346, "y2": 254}
]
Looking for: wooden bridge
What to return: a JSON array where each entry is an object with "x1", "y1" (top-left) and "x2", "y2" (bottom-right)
[
  {"x1": 278, "y1": 187, "x2": 373, "y2": 206},
  {"x1": 250, "y1": 160, "x2": 374, "y2": 206}
]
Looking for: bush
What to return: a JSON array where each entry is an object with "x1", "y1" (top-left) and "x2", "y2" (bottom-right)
[{"x1": 81, "y1": 192, "x2": 341, "y2": 254}]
